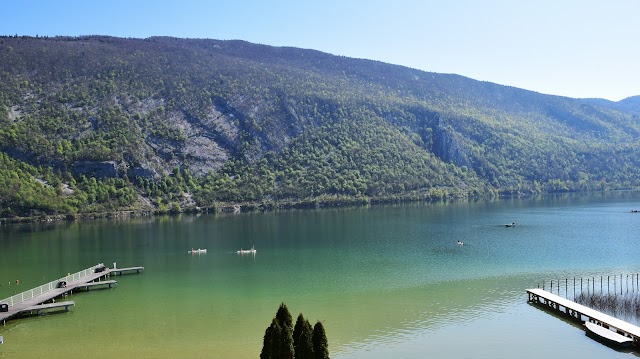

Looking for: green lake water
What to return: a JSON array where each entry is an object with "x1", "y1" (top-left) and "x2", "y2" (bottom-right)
[{"x1": 1, "y1": 192, "x2": 640, "y2": 358}]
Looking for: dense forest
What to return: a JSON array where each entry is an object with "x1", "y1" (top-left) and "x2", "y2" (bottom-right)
[{"x1": 0, "y1": 35, "x2": 639, "y2": 219}]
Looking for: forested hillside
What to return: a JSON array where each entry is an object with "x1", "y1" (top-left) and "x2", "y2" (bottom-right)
[{"x1": 0, "y1": 35, "x2": 639, "y2": 218}]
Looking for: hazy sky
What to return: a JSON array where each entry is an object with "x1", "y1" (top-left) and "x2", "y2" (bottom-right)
[{"x1": 2, "y1": 0, "x2": 638, "y2": 101}]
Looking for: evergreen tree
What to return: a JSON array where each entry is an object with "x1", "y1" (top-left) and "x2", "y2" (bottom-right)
[
  {"x1": 293, "y1": 313, "x2": 306, "y2": 348},
  {"x1": 260, "y1": 318, "x2": 280, "y2": 359},
  {"x1": 312, "y1": 321, "x2": 329, "y2": 359},
  {"x1": 262, "y1": 304, "x2": 327, "y2": 359},
  {"x1": 294, "y1": 315, "x2": 314, "y2": 359},
  {"x1": 276, "y1": 302, "x2": 293, "y2": 329},
  {"x1": 278, "y1": 321, "x2": 295, "y2": 359},
  {"x1": 261, "y1": 304, "x2": 295, "y2": 359}
]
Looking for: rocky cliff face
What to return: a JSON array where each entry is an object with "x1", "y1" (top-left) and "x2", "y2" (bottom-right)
[{"x1": 1, "y1": 35, "x2": 639, "y2": 204}]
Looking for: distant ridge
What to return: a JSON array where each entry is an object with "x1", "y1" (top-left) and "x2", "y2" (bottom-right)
[{"x1": 584, "y1": 95, "x2": 640, "y2": 115}]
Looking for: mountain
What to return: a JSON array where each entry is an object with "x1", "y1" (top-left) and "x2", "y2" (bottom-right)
[
  {"x1": 0, "y1": 35, "x2": 639, "y2": 217},
  {"x1": 584, "y1": 96, "x2": 640, "y2": 116}
]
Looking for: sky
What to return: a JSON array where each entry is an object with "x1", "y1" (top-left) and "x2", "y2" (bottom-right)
[{"x1": 1, "y1": 0, "x2": 638, "y2": 101}]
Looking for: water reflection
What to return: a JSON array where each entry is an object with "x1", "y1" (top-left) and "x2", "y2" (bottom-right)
[{"x1": 2, "y1": 192, "x2": 640, "y2": 358}]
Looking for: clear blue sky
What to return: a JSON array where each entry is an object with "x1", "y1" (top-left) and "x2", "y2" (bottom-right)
[{"x1": 2, "y1": 0, "x2": 638, "y2": 101}]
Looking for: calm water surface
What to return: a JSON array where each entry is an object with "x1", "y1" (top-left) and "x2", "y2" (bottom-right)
[{"x1": 1, "y1": 192, "x2": 640, "y2": 358}]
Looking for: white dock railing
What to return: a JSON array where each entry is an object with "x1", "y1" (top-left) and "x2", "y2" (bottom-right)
[{"x1": 0, "y1": 263, "x2": 104, "y2": 307}]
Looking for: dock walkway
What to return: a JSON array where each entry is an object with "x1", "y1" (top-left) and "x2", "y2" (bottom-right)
[
  {"x1": 22, "y1": 301, "x2": 75, "y2": 315},
  {"x1": 527, "y1": 288, "x2": 640, "y2": 347},
  {"x1": 1, "y1": 264, "x2": 143, "y2": 324},
  {"x1": 110, "y1": 267, "x2": 144, "y2": 276},
  {"x1": 73, "y1": 280, "x2": 118, "y2": 291}
]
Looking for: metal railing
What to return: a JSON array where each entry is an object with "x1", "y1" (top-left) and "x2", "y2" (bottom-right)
[
  {"x1": 535, "y1": 273, "x2": 640, "y2": 301},
  {"x1": 0, "y1": 263, "x2": 104, "y2": 307}
]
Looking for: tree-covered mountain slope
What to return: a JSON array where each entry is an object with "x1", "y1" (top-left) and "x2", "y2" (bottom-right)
[
  {"x1": 0, "y1": 35, "x2": 638, "y2": 217},
  {"x1": 585, "y1": 96, "x2": 640, "y2": 116}
]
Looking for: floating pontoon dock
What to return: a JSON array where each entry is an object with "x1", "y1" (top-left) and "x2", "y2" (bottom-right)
[
  {"x1": 109, "y1": 267, "x2": 144, "y2": 276},
  {"x1": 72, "y1": 280, "x2": 118, "y2": 291},
  {"x1": 1, "y1": 263, "x2": 143, "y2": 324},
  {"x1": 20, "y1": 301, "x2": 76, "y2": 316},
  {"x1": 527, "y1": 288, "x2": 640, "y2": 347}
]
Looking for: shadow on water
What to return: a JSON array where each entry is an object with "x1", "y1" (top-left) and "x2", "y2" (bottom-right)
[{"x1": 527, "y1": 301, "x2": 640, "y2": 356}]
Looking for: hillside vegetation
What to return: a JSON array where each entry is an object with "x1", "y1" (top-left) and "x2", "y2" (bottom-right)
[{"x1": 0, "y1": 35, "x2": 639, "y2": 218}]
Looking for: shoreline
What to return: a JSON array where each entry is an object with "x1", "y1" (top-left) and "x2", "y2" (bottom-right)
[
  {"x1": 3, "y1": 188, "x2": 636, "y2": 225},
  {"x1": 0, "y1": 192, "x2": 472, "y2": 225}
]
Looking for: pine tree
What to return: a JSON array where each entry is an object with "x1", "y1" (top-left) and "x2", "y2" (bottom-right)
[
  {"x1": 278, "y1": 321, "x2": 295, "y2": 359},
  {"x1": 260, "y1": 318, "x2": 280, "y2": 359},
  {"x1": 276, "y1": 302, "x2": 293, "y2": 329},
  {"x1": 294, "y1": 315, "x2": 314, "y2": 359},
  {"x1": 261, "y1": 304, "x2": 295, "y2": 359},
  {"x1": 261, "y1": 305, "x2": 326, "y2": 359},
  {"x1": 293, "y1": 313, "x2": 306, "y2": 349},
  {"x1": 312, "y1": 321, "x2": 329, "y2": 359}
]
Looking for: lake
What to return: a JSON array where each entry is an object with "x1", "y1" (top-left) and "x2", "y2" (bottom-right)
[{"x1": 1, "y1": 191, "x2": 640, "y2": 358}]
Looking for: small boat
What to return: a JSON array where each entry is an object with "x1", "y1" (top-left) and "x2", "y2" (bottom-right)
[
  {"x1": 237, "y1": 246, "x2": 256, "y2": 254},
  {"x1": 584, "y1": 322, "x2": 634, "y2": 348},
  {"x1": 456, "y1": 241, "x2": 464, "y2": 246},
  {"x1": 188, "y1": 248, "x2": 207, "y2": 254},
  {"x1": 504, "y1": 222, "x2": 516, "y2": 227}
]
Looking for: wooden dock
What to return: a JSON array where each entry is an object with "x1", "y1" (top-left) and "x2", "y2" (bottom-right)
[
  {"x1": 20, "y1": 301, "x2": 75, "y2": 316},
  {"x1": 0, "y1": 264, "x2": 143, "y2": 324},
  {"x1": 527, "y1": 288, "x2": 640, "y2": 347},
  {"x1": 110, "y1": 266, "x2": 144, "y2": 276},
  {"x1": 72, "y1": 280, "x2": 117, "y2": 291}
]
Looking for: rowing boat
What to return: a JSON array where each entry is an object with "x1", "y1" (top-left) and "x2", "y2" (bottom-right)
[
  {"x1": 237, "y1": 246, "x2": 256, "y2": 254},
  {"x1": 188, "y1": 248, "x2": 207, "y2": 254},
  {"x1": 584, "y1": 322, "x2": 634, "y2": 348}
]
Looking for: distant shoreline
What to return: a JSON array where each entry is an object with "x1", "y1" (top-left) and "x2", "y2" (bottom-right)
[
  {"x1": 0, "y1": 193, "x2": 468, "y2": 224},
  {"x1": 2, "y1": 189, "x2": 637, "y2": 225}
]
